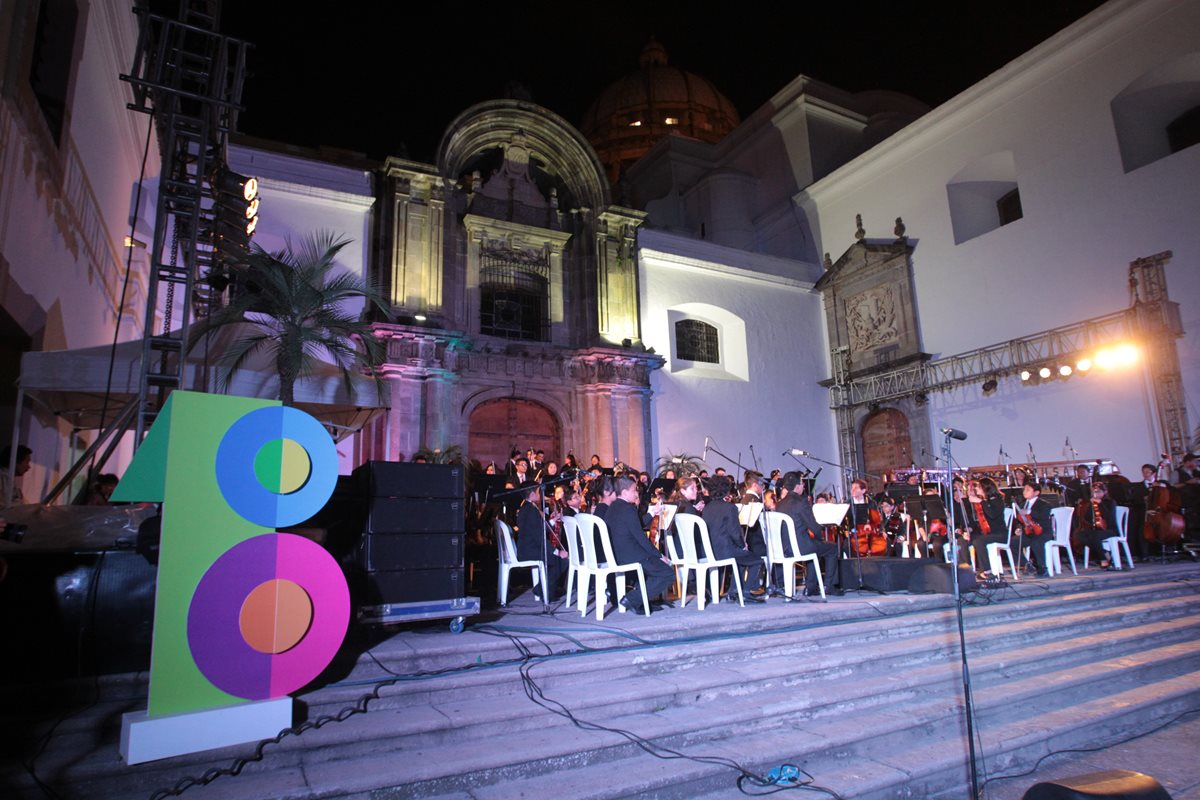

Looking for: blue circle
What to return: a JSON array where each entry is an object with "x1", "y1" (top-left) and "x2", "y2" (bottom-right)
[{"x1": 215, "y1": 406, "x2": 338, "y2": 527}]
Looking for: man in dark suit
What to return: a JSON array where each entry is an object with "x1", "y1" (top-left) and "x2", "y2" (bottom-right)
[
  {"x1": 775, "y1": 472, "x2": 842, "y2": 597},
  {"x1": 701, "y1": 477, "x2": 765, "y2": 602},
  {"x1": 606, "y1": 476, "x2": 676, "y2": 613},
  {"x1": 515, "y1": 482, "x2": 564, "y2": 599}
]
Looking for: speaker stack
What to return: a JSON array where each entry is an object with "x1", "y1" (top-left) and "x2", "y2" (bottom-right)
[{"x1": 342, "y1": 461, "x2": 474, "y2": 623}]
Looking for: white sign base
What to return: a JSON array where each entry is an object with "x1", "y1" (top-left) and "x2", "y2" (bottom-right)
[{"x1": 120, "y1": 697, "x2": 293, "y2": 765}]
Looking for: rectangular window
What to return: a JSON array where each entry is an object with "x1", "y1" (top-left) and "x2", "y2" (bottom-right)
[{"x1": 675, "y1": 319, "x2": 719, "y2": 363}]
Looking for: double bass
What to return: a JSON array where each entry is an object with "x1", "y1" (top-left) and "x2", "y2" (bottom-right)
[{"x1": 1144, "y1": 456, "x2": 1185, "y2": 547}]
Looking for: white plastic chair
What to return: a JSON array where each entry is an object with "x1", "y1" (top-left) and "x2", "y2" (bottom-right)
[
  {"x1": 1046, "y1": 506, "x2": 1077, "y2": 576},
  {"x1": 986, "y1": 508, "x2": 1019, "y2": 581},
  {"x1": 1083, "y1": 504, "x2": 1132, "y2": 570},
  {"x1": 572, "y1": 512, "x2": 650, "y2": 619},
  {"x1": 761, "y1": 511, "x2": 824, "y2": 599},
  {"x1": 495, "y1": 518, "x2": 547, "y2": 607},
  {"x1": 561, "y1": 515, "x2": 582, "y2": 606},
  {"x1": 663, "y1": 532, "x2": 692, "y2": 607},
  {"x1": 942, "y1": 541, "x2": 976, "y2": 571},
  {"x1": 673, "y1": 514, "x2": 744, "y2": 609}
]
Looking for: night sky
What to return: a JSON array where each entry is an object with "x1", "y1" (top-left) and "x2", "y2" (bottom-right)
[{"x1": 215, "y1": 1, "x2": 1108, "y2": 164}]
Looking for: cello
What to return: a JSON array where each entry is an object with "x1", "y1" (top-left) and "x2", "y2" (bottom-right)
[
  {"x1": 1144, "y1": 456, "x2": 1185, "y2": 547},
  {"x1": 854, "y1": 506, "x2": 889, "y2": 556}
]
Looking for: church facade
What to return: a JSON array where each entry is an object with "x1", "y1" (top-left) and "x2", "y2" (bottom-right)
[{"x1": 2, "y1": 0, "x2": 1197, "y2": 497}]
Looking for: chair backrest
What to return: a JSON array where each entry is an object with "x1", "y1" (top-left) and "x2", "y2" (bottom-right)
[
  {"x1": 694, "y1": 516, "x2": 718, "y2": 561},
  {"x1": 495, "y1": 519, "x2": 518, "y2": 564},
  {"x1": 561, "y1": 515, "x2": 581, "y2": 567},
  {"x1": 574, "y1": 513, "x2": 600, "y2": 569},
  {"x1": 1004, "y1": 506, "x2": 1016, "y2": 545},
  {"x1": 1114, "y1": 505, "x2": 1129, "y2": 539},
  {"x1": 760, "y1": 511, "x2": 794, "y2": 562},
  {"x1": 673, "y1": 513, "x2": 703, "y2": 564},
  {"x1": 664, "y1": 532, "x2": 683, "y2": 564},
  {"x1": 1050, "y1": 506, "x2": 1074, "y2": 544}
]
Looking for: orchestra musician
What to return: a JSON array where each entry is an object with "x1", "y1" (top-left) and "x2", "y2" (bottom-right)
[
  {"x1": 1176, "y1": 452, "x2": 1199, "y2": 484},
  {"x1": 514, "y1": 481, "x2": 565, "y2": 600},
  {"x1": 878, "y1": 496, "x2": 910, "y2": 557},
  {"x1": 607, "y1": 476, "x2": 677, "y2": 613},
  {"x1": 965, "y1": 478, "x2": 1009, "y2": 569},
  {"x1": 1074, "y1": 479, "x2": 1120, "y2": 570},
  {"x1": 847, "y1": 479, "x2": 878, "y2": 556},
  {"x1": 1016, "y1": 481, "x2": 1054, "y2": 577},
  {"x1": 740, "y1": 471, "x2": 767, "y2": 559},
  {"x1": 1063, "y1": 464, "x2": 1092, "y2": 507},
  {"x1": 775, "y1": 471, "x2": 843, "y2": 597},
  {"x1": 1125, "y1": 463, "x2": 1159, "y2": 562},
  {"x1": 701, "y1": 476, "x2": 766, "y2": 601}
]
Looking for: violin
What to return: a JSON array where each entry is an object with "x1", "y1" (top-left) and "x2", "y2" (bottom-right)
[{"x1": 1014, "y1": 507, "x2": 1043, "y2": 536}]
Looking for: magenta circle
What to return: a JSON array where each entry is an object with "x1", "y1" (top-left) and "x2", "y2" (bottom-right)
[{"x1": 187, "y1": 534, "x2": 349, "y2": 699}]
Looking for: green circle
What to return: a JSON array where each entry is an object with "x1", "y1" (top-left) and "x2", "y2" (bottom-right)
[{"x1": 254, "y1": 439, "x2": 311, "y2": 495}]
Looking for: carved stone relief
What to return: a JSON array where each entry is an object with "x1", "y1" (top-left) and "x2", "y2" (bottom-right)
[{"x1": 845, "y1": 285, "x2": 900, "y2": 352}]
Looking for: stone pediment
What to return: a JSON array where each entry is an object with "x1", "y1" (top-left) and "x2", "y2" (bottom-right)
[{"x1": 478, "y1": 132, "x2": 549, "y2": 210}]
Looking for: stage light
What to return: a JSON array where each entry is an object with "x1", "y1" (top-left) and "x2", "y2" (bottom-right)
[
  {"x1": 1115, "y1": 343, "x2": 1138, "y2": 365},
  {"x1": 1058, "y1": 364, "x2": 1072, "y2": 377},
  {"x1": 1038, "y1": 366, "x2": 1052, "y2": 379},
  {"x1": 982, "y1": 377, "x2": 998, "y2": 394},
  {"x1": 1076, "y1": 357, "x2": 1092, "y2": 372},
  {"x1": 413, "y1": 314, "x2": 427, "y2": 322},
  {"x1": 1095, "y1": 348, "x2": 1117, "y2": 369},
  {"x1": 1020, "y1": 369, "x2": 1032, "y2": 382}
]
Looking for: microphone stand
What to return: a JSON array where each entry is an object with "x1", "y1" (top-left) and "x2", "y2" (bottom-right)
[
  {"x1": 943, "y1": 430, "x2": 982, "y2": 800},
  {"x1": 706, "y1": 442, "x2": 754, "y2": 476}
]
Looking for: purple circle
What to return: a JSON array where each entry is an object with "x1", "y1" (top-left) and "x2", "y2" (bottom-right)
[{"x1": 187, "y1": 534, "x2": 349, "y2": 699}]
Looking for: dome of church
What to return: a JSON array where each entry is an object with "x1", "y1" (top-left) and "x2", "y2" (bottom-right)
[{"x1": 580, "y1": 39, "x2": 741, "y2": 186}]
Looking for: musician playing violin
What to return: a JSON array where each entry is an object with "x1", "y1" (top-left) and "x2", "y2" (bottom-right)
[
  {"x1": 1074, "y1": 479, "x2": 1119, "y2": 570},
  {"x1": 1016, "y1": 481, "x2": 1054, "y2": 577},
  {"x1": 879, "y1": 496, "x2": 908, "y2": 557},
  {"x1": 514, "y1": 481, "x2": 566, "y2": 600}
]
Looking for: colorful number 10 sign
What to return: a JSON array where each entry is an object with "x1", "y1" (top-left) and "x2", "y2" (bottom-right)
[{"x1": 113, "y1": 391, "x2": 349, "y2": 720}]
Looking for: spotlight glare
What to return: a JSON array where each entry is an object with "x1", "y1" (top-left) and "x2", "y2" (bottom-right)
[
  {"x1": 1076, "y1": 357, "x2": 1092, "y2": 372},
  {"x1": 1038, "y1": 366, "x2": 1052, "y2": 379},
  {"x1": 1059, "y1": 364, "x2": 1072, "y2": 377},
  {"x1": 1020, "y1": 369, "x2": 1032, "y2": 381},
  {"x1": 1115, "y1": 343, "x2": 1138, "y2": 365},
  {"x1": 1095, "y1": 348, "x2": 1116, "y2": 369}
]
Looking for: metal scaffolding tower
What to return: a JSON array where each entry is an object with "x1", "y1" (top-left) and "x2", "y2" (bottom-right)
[{"x1": 121, "y1": 0, "x2": 250, "y2": 443}]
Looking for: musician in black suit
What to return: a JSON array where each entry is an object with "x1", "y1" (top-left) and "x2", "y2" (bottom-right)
[
  {"x1": 701, "y1": 477, "x2": 765, "y2": 601},
  {"x1": 1074, "y1": 479, "x2": 1120, "y2": 569},
  {"x1": 514, "y1": 482, "x2": 564, "y2": 599},
  {"x1": 775, "y1": 471, "x2": 842, "y2": 597},
  {"x1": 1016, "y1": 481, "x2": 1054, "y2": 577},
  {"x1": 1063, "y1": 465, "x2": 1093, "y2": 507},
  {"x1": 1125, "y1": 463, "x2": 1158, "y2": 561},
  {"x1": 607, "y1": 476, "x2": 677, "y2": 613}
]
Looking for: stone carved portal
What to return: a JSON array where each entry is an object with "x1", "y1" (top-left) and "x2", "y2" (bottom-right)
[
  {"x1": 861, "y1": 408, "x2": 912, "y2": 493},
  {"x1": 468, "y1": 398, "x2": 561, "y2": 471}
]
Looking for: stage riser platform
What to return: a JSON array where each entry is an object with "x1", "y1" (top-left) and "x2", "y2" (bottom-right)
[{"x1": 5, "y1": 564, "x2": 1199, "y2": 800}]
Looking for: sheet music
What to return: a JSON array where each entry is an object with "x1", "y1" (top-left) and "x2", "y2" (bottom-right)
[
  {"x1": 814, "y1": 503, "x2": 849, "y2": 526},
  {"x1": 738, "y1": 502, "x2": 764, "y2": 527},
  {"x1": 655, "y1": 503, "x2": 677, "y2": 530}
]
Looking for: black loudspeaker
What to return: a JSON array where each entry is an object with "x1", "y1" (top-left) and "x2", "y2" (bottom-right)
[
  {"x1": 360, "y1": 568, "x2": 464, "y2": 604},
  {"x1": 366, "y1": 497, "x2": 465, "y2": 533},
  {"x1": 355, "y1": 533, "x2": 464, "y2": 571},
  {"x1": 1022, "y1": 770, "x2": 1173, "y2": 800},
  {"x1": 907, "y1": 563, "x2": 978, "y2": 594},
  {"x1": 352, "y1": 461, "x2": 464, "y2": 499},
  {"x1": 840, "y1": 557, "x2": 923, "y2": 593}
]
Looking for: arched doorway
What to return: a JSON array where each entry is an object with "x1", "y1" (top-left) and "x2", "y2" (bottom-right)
[
  {"x1": 468, "y1": 398, "x2": 560, "y2": 470},
  {"x1": 861, "y1": 408, "x2": 912, "y2": 493}
]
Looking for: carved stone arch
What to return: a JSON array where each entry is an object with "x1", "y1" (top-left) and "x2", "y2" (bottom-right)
[
  {"x1": 438, "y1": 99, "x2": 611, "y2": 212},
  {"x1": 461, "y1": 384, "x2": 573, "y2": 430}
]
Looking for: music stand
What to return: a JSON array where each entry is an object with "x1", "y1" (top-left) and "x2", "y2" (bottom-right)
[{"x1": 904, "y1": 495, "x2": 946, "y2": 558}]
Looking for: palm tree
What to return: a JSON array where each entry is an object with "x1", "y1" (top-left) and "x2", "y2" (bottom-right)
[{"x1": 190, "y1": 231, "x2": 391, "y2": 406}]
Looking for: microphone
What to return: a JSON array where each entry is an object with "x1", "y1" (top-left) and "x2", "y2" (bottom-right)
[
  {"x1": 941, "y1": 427, "x2": 968, "y2": 441},
  {"x1": 702, "y1": 436, "x2": 710, "y2": 461},
  {"x1": 783, "y1": 448, "x2": 809, "y2": 456}
]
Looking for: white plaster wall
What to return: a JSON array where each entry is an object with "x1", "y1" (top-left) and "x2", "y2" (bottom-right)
[
  {"x1": 639, "y1": 230, "x2": 838, "y2": 478},
  {"x1": 800, "y1": 0, "x2": 1200, "y2": 472}
]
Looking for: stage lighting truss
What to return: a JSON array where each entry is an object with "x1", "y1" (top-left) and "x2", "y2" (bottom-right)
[{"x1": 1017, "y1": 343, "x2": 1139, "y2": 388}]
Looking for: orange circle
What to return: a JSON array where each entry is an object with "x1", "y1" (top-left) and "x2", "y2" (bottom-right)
[{"x1": 238, "y1": 579, "x2": 314, "y2": 654}]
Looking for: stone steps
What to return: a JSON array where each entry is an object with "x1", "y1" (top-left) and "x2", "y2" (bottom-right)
[{"x1": 6, "y1": 565, "x2": 1199, "y2": 800}]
